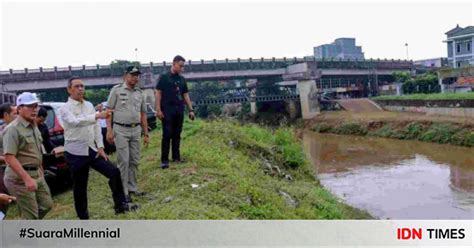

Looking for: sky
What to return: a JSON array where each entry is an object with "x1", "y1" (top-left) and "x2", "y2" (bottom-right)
[{"x1": 0, "y1": 0, "x2": 473, "y2": 70}]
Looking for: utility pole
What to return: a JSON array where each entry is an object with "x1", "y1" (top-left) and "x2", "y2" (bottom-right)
[{"x1": 405, "y1": 43, "x2": 409, "y2": 60}]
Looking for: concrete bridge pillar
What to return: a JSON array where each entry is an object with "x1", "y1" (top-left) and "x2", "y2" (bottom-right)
[
  {"x1": 297, "y1": 80, "x2": 320, "y2": 120},
  {"x1": 285, "y1": 99, "x2": 298, "y2": 119},
  {"x1": 249, "y1": 87, "x2": 257, "y2": 115},
  {"x1": 250, "y1": 101, "x2": 257, "y2": 115}
]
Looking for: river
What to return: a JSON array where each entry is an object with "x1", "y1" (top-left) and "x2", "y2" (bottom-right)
[{"x1": 303, "y1": 131, "x2": 474, "y2": 219}]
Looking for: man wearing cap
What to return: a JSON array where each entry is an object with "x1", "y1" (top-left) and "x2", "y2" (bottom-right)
[
  {"x1": 155, "y1": 55, "x2": 195, "y2": 169},
  {"x1": 106, "y1": 66, "x2": 149, "y2": 202},
  {"x1": 3, "y1": 93, "x2": 53, "y2": 219},
  {"x1": 60, "y1": 77, "x2": 138, "y2": 219},
  {"x1": 0, "y1": 103, "x2": 18, "y2": 215}
]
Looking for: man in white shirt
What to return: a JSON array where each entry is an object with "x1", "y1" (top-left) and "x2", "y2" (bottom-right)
[{"x1": 60, "y1": 76, "x2": 138, "y2": 219}]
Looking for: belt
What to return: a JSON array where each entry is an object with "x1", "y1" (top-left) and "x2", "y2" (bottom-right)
[
  {"x1": 23, "y1": 166, "x2": 38, "y2": 171},
  {"x1": 114, "y1": 122, "x2": 140, "y2": 128}
]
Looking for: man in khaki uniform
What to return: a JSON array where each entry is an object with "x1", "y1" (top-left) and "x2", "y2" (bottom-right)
[
  {"x1": 106, "y1": 66, "x2": 149, "y2": 202},
  {"x1": 3, "y1": 93, "x2": 53, "y2": 219}
]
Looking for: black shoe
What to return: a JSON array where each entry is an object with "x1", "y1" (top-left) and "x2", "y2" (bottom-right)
[
  {"x1": 125, "y1": 195, "x2": 133, "y2": 203},
  {"x1": 115, "y1": 202, "x2": 139, "y2": 215},
  {"x1": 161, "y1": 162, "x2": 169, "y2": 169},
  {"x1": 129, "y1": 191, "x2": 147, "y2": 197},
  {"x1": 172, "y1": 158, "x2": 186, "y2": 163}
]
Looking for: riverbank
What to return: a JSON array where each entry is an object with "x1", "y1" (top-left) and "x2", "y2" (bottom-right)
[
  {"x1": 307, "y1": 111, "x2": 474, "y2": 147},
  {"x1": 371, "y1": 94, "x2": 474, "y2": 119},
  {"x1": 372, "y1": 92, "x2": 474, "y2": 101},
  {"x1": 7, "y1": 119, "x2": 370, "y2": 219}
]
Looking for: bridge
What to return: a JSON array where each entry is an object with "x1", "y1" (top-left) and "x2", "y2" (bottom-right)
[
  {"x1": 0, "y1": 57, "x2": 413, "y2": 119},
  {"x1": 0, "y1": 57, "x2": 412, "y2": 91},
  {"x1": 190, "y1": 85, "x2": 300, "y2": 105}
]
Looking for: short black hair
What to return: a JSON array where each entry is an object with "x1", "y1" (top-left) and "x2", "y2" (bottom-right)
[
  {"x1": 68, "y1": 76, "x2": 81, "y2": 88},
  {"x1": 173, "y1": 55, "x2": 186, "y2": 63},
  {"x1": 38, "y1": 107, "x2": 48, "y2": 118},
  {"x1": 0, "y1": 103, "x2": 13, "y2": 119}
]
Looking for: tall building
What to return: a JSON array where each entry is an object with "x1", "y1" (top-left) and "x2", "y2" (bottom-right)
[
  {"x1": 445, "y1": 25, "x2": 474, "y2": 68},
  {"x1": 414, "y1": 58, "x2": 448, "y2": 68},
  {"x1": 314, "y1": 38, "x2": 364, "y2": 60}
]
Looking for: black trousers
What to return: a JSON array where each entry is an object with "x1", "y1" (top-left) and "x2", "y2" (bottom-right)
[
  {"x1": 101, "y1": 128, "x2": 116, "y2": 154},
  {"x1": 161, "y1": 110, "x2": 184, "y2": 163},
  {"x1": 65, "y1": 148, "x2": 126, "y2": 219}
]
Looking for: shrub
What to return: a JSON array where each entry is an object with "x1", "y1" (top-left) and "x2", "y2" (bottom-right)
[{"x1": 334, "y1": 123, "x2": 368, "y2": 135}]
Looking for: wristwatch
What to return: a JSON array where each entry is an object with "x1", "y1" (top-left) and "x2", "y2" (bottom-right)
[{"x1": 189, "y1": 109, "x2": 194, "y2": 112}]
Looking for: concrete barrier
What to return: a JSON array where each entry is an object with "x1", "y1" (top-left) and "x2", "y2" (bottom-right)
[{"x1": 382, "y1": 105, "x2": 474, "y2": 118}]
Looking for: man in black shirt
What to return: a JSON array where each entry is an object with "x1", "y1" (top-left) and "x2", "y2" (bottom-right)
[
  {"x1": 36, "y1": 107, "x2": 57, "y2": 154},
  {"x1": 155, "y1": 55, "x2": 195, "y2": 169}
]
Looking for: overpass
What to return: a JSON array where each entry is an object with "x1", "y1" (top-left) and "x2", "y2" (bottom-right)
[
  {"x1": 0, "y1": 57, "x2": 413, "y2": 92},
  {"x1": 0, "y1": 57, "x2": 413, "y2": 119}
]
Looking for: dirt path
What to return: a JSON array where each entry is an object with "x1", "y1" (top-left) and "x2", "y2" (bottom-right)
[{"x1": 336, "y1": 98, "x2": 383, "y2": 112}]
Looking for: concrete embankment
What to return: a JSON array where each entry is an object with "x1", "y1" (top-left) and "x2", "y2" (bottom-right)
[{"x1": 374, "y1": 99, "x2": 474, "y2": 119}]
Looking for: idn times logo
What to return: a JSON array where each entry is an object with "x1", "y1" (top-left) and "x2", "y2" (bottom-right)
[{"x1": 397, "y1": 228, "x2": 465, "y2": 240}]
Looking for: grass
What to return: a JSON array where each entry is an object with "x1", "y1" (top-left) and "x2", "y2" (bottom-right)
[
  {"x1": 372, "y1": 92, "x2": 474, "y2": 100},
  {"x1": 6, "y1": 119, "x2": 370, "y2": 220},
  {"x1": 311, "y1": 120, "x2": 474, "y2": 147}
]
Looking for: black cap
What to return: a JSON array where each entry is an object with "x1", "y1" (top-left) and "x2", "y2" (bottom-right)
[{"x1": 125, "y1": 66, "x2": 141, "y2": 75}]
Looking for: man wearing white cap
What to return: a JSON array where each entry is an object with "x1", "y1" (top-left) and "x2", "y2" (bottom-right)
[{"x1": 3, "y1": 92, "x2": 53, "y2": 219}]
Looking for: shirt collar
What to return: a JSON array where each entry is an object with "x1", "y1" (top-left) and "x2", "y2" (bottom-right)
[
  {"x1": 121, "y1": 82, "x2": 138, "y2": 91},
  {"x1": 18, "y1": 116, "x2": 33, "y2": 128},
  {"x1": 68, "y1": 97, "x2": 84, "y2": 105}
]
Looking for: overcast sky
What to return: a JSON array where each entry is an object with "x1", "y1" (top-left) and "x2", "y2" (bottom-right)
[{"x1": 1, "y1": 0, "x2": 472, "y2": 70}]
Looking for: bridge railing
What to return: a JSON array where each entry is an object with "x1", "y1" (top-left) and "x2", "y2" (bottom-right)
[
  {"x1": 190, "y1": 85, "x2": 300, "y2": 105},
  {"x1": 1, "y1": 57, "x2": 413, "y2": 83},
  {"x1": 315, "y1": 79, "x2": 364, "y2": 91}
]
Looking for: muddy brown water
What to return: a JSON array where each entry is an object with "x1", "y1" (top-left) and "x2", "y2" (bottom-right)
[{"x1": 303, "y1": 131, "x2": 474, "y2": 219}]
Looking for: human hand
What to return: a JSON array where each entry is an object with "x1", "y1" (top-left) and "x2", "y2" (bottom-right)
[
  {"x1": 0, "y1": 193, "x2": 16, "y2": 205},
  {"x1": 156, "y1": 110, "x2": 164, "y2": 120},
  {"x1": 97, "y1": 148, "x2": 109, "y2": 161},
  {"x1": 189, "y1": 111, "x2": 195, "y2": 121},
  {"x1": 143, "y1": 135, "x2": 150, "y2": 148},
  {"x1": 96, "y1": 109, "x2": 112, "y2": 119},
  {"x1": 24, "y1": 176, "x2": 37, "y2": 192},
  {"x1": 106, "y1": 130, "x2": 115, "y2": 145}
]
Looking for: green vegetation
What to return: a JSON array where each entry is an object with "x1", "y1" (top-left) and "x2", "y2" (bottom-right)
[
  {"x1": 391, "y1": 71, "x2": 440, "y2": 94},
  {"x1": 312, "y1": 121, "x2": 474, "y2": 147},
  {"x1": 7, "y1": 120, "x2": 370, "y2": 220},
  {"x1": 372, "y1": 92, "x2": 474, "y2": 101},
  {"x1": 333, "y1": 123, "x2": 368, "y2": 136},
  {"x1": 85, "y1": 88, "x2": 111, "y2": 105}
]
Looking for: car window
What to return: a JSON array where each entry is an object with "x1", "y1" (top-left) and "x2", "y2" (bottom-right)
[{"x1": 46, "y1": 109, "x2": 55, "y2": 129}]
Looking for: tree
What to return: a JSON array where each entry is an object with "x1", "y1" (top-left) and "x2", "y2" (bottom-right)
[
  {"x1": 401, "y1": 72, "x2": 440, "y2": 94},
  {"x1": 392, "y1": 71, "x2": 411, "y2": 83},
  {"x1": 85, "y1": 88, "x2": 111, "y2": 105}
]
